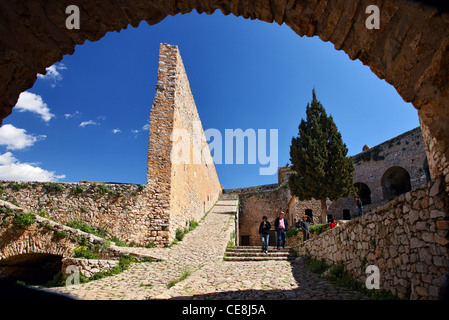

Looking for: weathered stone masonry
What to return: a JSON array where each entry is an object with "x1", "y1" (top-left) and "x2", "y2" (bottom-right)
[{"x1": 297, "y1": 176, "x2": 449, "y2": 300}]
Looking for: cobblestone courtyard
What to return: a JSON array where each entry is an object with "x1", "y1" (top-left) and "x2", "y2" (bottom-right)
[{"x1": 48, "y1": 198, "x2": 365, "y2": 300}]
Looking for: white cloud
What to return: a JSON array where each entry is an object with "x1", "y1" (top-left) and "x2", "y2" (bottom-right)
[
  {"x1": 0, "y1": 124, "x2": 46, "y2": 150},
  {"x1": 0, "y1": 152, "x2": 65, "y2": 182},
  {"x1": 15, "y1": 91, "x2": 55, "y2": 122},
  {"x1": 64, "y1": 111, "x2": 81, "y2": 119},
  {"x1": 112, "y1": 129, "x2": 121, "y2": 134},
  {"x1": 142, "y1": 123, "x2": 150, "y2": 131},
  {"x1": 80, "y1": 120, "x2": 99, "y2": 128},
  {"x1": 131, "y1": 129, "x2": 140, "y2": 134},
  {"x1": 37, "y1": 63, "x2": 67, "y2": 87}
]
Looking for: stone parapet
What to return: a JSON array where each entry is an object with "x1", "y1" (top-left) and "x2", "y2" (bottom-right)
[{"x1": 297, "y1": 176, "x2": 449, "y2": 300}]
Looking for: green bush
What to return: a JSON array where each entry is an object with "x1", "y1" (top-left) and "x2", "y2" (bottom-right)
[
  {"x1": 8, "y1": 182, "x2": 30, "y2": 191},
  {"x1": 66, "y1": 219, "x2": 108, "y2": 238},
  {"x1": 97, "y1": 184, "x2": 110, "y2": 194},
  {"x1": 73, "y1": 246, "x2": 99, "y2": 259},
  {"x1": 175, "y1": 228, "x2": 185, "y2": 241},
  {"x1": 286, "y1": 228, "x2": 300, "y2": 238},
  {"x1": 309, "y1": 223, "x2": 330, "y2": 236},
  {"x1": 43, "y1": 183, "x2": 64, "y2": 193},
  {"x1": 71, "y1": 185, "x2": 85, "y2": 195},
  {"x1": 14, "y1": 211, "x2": 36, "y2": 226},
  {"x1": 56, "y1": 230, "x2": 68, "y2": 238},
  {"x1": 188, "y1": 219, "x2": 199, "y2": 231}
]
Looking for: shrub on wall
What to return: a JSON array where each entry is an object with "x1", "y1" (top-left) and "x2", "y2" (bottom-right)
[{"x1": 13, "y1": 211, "x2": 36, "y2": 226}]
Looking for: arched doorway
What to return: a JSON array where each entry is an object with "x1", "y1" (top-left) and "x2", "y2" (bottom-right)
[
  {"x1": 354, "y1": 182, "x2": 372, "y2": 205},
  {"x1": 381, "y1": 166, "x2": 412, "y2": 199}
]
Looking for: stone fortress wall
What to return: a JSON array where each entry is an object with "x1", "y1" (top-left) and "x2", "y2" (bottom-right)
[
  {"x1": 161, "y1": 43, "x2": 222, "y2": 240},
  {"x1": 233, "y1": 126, "x2": 432, "y2": 246},
  {"x1": 0, "y1": 44, "x2": 222, "y2": 247},
  {"x1": 297, "y1": 176, "x2": 449, "y2": 300}
]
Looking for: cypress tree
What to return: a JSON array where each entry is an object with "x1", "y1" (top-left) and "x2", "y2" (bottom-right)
[{"x1": 289, "y1": 89, "x2": 355, "y2": 222}]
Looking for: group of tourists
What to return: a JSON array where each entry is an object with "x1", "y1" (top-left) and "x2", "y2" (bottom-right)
[{"x1": 258, "y1": 196, "x2": 364, "y2": 252}]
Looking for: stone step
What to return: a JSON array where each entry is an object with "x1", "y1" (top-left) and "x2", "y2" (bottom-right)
[
  {"x1": 227, "y1": 246, "x2": 291, "y2": 252},
  {"x1": 224, "y1": 246, "x2": 296, "y2": 262},
  {"x1": 225, "y1": 251, "x2": 291, "y2": 257},
  {"x1": 223, "y1": 256, "x2": 296, "y2": 262}
]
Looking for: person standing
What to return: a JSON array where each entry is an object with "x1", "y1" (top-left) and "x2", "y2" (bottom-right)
[
  {"x1": 300, "y1": 215, "x2": 310, "y2": 241},
  {"x1": 356, "y1": 196, "x2": 364, "y2": 217},
  {"x1": 274, "y1": 211, "x2": 288, "y2": 249},
  {"x1": 259, "y1": 216, "x2": 271, "y2": 253}
]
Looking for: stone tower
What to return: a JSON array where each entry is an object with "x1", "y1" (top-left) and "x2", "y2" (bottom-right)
[{"x1": 146, "y1": 43, "x2": 222, "y2": 241}]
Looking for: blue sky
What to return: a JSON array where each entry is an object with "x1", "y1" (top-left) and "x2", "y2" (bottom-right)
[{"x1": 0, "y1": 10, "x2": 420, "y2": 189}]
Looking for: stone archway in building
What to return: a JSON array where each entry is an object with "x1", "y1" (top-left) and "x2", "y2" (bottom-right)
[
  {"x1": 354, "y1": 182, "x2": 372, "y2": 205},
  {"x1": 0, "y1": 1, "x2": 448, "y2": 181},
  {"x1": 381, "y1": 166, "x2": 412, "y2": 199}
]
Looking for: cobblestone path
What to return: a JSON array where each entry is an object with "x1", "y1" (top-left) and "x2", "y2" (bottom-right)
[{"x1": 48, "y1": 198, "x2": 365, "y2": 300}]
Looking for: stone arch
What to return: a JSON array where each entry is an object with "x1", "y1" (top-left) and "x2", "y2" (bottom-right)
[
  {"x1": 0, "y1": 231, "x2": 75, "y2": 284},
  {"x1": 354, "y1": 182, "x2": 372, "y2": 205},
  {"x1": 0, "y1": 0, "x2": 449, "y2": 179},
  {"x1": 381, "y1": 166, "x2": 412, "y2": 199},
  {"x1": 0, "y1": 253, "x2": 64, "y2": 285}
]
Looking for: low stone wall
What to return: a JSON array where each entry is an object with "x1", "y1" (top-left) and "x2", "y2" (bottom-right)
[
  {"x1": 297, "y1": 176, "x2": 449, "y2": 300},
  {"x1": 61, "y1": 257, "x2": 119, "y2": 280},
  {"x1": 0, "y1": 181, "x2": 164, "y2": 246}
]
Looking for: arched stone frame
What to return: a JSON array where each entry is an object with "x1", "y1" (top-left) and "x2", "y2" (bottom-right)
[
  {"x1": 381, "y1": 166, "x2": 412, "y2": 199},
  {"x1": 0, "y1": 0, "x2": 448, "y2": 181},
  {"x1": 354, "y1": 182, "x2": 372, "y2": 205}
]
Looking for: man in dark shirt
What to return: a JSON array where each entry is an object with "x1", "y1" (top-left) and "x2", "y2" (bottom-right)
[
  {"x1": 259, "y1": 216, "x2": 271, "y2": 253},
  {"x1": 356, "y1": 196, "x2": 364, "y2": 217}
]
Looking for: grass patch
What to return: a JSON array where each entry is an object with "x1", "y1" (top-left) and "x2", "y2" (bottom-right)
[
  {"x1": 66, "y1": 219, "x2": 108, "y2": 238},
  {"x1": 167, "y1": 270, "x2": 191, "y2": 289},
  {"x1": 110, "y1": 236, "x2": 127, "y2": 247},
  {"x1": 73, "y1": 246, "x2": 99, "y2": 259},
  {"x1": 301, "y1": 255, "x2": 399, "y2": 300}
]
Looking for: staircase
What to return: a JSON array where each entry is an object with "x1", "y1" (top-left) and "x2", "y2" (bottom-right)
[{"x1": 224, "y1": 246, "x2": 296, "y2": 262}]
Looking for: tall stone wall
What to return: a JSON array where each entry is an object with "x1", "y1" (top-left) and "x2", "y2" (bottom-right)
[
  {"x1": 297, "y1": 176, "x2": 449, "y2": 300},
  {"x1": 147, "y1": 43, "x2": 222, "y2": 241}
]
